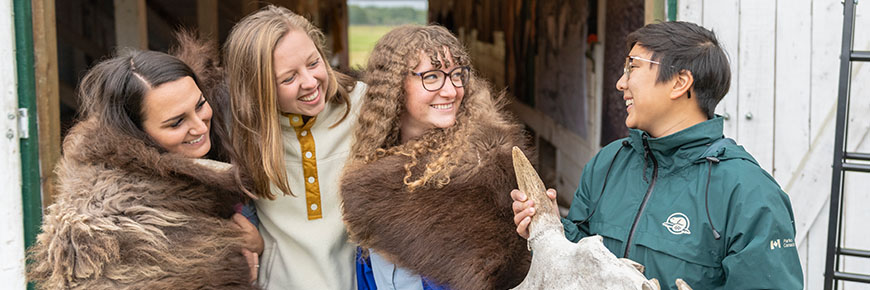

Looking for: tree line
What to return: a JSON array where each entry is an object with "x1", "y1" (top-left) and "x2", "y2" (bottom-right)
[{"x1": 349, "y1": 5, "x2": 426, "y2": 26}]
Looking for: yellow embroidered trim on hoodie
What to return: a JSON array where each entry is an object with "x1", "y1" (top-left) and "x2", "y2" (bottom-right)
[{"x1": 286, "y1": 113, "x2": 322, "y2": 220}]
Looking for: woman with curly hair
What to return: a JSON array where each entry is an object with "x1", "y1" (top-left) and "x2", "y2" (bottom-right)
[
  {"x1": 26, "y1": 36, "x2": 259, "y2": 289},
  {"x1": 341, "y1": 25, "x2": 531, "y2": 290},
  {"x1": 223, "y1": 5, "x2": 366, "y2": 290}
]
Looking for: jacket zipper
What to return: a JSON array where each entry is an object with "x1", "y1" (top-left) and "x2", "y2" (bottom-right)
[{"x1": 624, "y1": 135, "x2": 658, "y2": 258}]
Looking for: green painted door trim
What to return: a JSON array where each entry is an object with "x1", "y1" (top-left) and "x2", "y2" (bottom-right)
[
  {"x1": 14, "y1": 0, "x2": 43, "y2": 278},
  {"x1": 667, "y1": 0, "x2": 677, "y2": 21}
]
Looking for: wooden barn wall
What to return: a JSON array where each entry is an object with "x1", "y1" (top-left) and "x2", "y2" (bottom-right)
[
  {"x1": 430, "y1": 0, "x2": 607, "y2": 208},
  {"x1": 679, "y1": 1, "x2": 870, "y2": 289},
  {"x1": 268, "y1": 0, "x2": 349, "y2": 69},
  {"x1": 533, "y1": 0, "x2": 589, "y2": 139},
  {"x1": 600, "y1": 0, "x2": 644, "y2": 146}
]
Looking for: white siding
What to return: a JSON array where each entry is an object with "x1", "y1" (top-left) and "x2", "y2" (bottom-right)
[
  {"x1": 737, "y1": 0, "x2": 777, "y2": 172},
  {"x1": 680, "y1": 1, "x2": 870, "y2": 289},
  {"x1": 705, "y1": 0, "x2": 739, "y2": 139},
  {"x1": 0, "y1": 0, "x2": 25, "y2": 287}
]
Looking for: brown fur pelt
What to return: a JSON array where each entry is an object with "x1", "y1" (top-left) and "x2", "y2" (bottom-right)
[
  {"x1": 26, "y1": 117, "x2": 255, "y2": 290},
  {"x1": 341, "y1": 110, "x2": 533, "y2": 290},
  {"x1": 169, "y1": 30, "x2": 227, "y2": 112}
]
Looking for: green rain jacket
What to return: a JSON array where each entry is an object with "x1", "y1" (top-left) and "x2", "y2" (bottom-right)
[{"x1": 562, "y1": 116, "x2": 803, "y2": 290}]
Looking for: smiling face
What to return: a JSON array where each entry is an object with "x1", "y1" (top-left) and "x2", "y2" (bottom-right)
[
  {"x1": 616, "y1": 45, "x2": 675, "y2": 135},
  {"x1": 273, "y1": 29, "x2": 328, "y2": 117},
  {"x1": 400, "y1": 51, "x2": 466, "y2": 142},
  {"x1": 141, "y1": 76, "x2": 212, "y2": 158}
]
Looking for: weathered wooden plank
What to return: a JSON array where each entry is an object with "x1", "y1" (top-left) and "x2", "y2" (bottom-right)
[
  {"x1": 114, "y1": 0, "x2": 148, "y2": 49},
  {"x1": 805, "y1": 203, "x2": 829, "y2": 290},
  {"x1": 507, "y1": 96, "x2": 597, "y2": 211},
  {"x1": 736, "y1": 0, "x2": 776, "y2": 172},
  {"x1": 32, "y1": 0, "x2": 60, "y2": 208},
  {"x1": 845, "y1": 5, "x2": 870, "y2": 154},
  {"x1": 590, "y1": 0, "x2": 605, "y2": 149},
  {"x1": 773, "y1": 0, "x2": 811, "y2": 182},
  {"x1": 810, "y1": 0, "x2": 841, "y2": 140},
  {"x1": 787, "y1": 105, "x2": 834, "y2": 246},
  {"x1": 702, "y1": 0, "x2": 739, "y2": 140},
  {"x1": 676, "y1": 0, "x2": 702, "y2": 24},
  {"x1": 0, "y1": 0, "x2": 25, "y2": 285},
  {"x1": 842, "y1": 171, "x2": 870, "y2": 285}
]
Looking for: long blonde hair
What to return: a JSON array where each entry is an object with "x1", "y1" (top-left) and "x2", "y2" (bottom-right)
[
  {"x1": 224, "y1": 5, "x2": 356, "y2": 199},
  {"x1": 349, "y1": 25, "x2": 499, "y2": 191}
]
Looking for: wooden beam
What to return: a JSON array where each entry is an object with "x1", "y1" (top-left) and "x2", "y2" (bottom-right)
[
  {"x1": 331, "y1": 0, "x2": 349, "y2": 69},
  {"x1": 197, "y1": 0, "x2": 219, "y2": 40},
  {"x1": 32, "y1": 0, "x2": 60, "y2": 208},
  {"x1": 114, "y1": 0, "x2": 148, "y2": 49}
]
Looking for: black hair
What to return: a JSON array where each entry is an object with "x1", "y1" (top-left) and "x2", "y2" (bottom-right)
[
  {"x1": 77, "y1": 49, "x2": 230, "y2": 161},
  {"x1": 626, "y1": 21, "x2": 731, "y2": 118}
]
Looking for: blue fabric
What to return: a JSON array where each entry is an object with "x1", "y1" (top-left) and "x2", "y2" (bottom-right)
[
  {"x1": 355, "y1": 247, "x2": 451, "y2": 290},
  {"x1": 239, "y1": 202, "x2": 259, "y2": 228},
  {"x1": 421, "y1": 278, "x2": 449, "y2": 290},
  {"x1": 356, "y1": 248, "x2": 378, "y2": 290}
]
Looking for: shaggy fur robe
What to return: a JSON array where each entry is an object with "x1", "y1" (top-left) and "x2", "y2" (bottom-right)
[
  {"x1": 27, "y1": 118, "x2": 255, "y2": 290},
  {"x1": 341, "y1": 117, "x2": 533, "y2": 290},
  {"x1": 27, "y1": 34, "x2": 254, "y2": 290}
]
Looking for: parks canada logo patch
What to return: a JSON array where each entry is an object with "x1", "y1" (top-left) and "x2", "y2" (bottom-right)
[{"x1": 662, "y1": 212, "x2": 691, "y2": 235}]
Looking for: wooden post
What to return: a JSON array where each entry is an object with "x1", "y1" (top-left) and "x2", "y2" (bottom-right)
[
  {"x1": 32, "y1": 0, "x2": 60, "y2": 208},
  {"x1": 114, "y1": 0, "x2": 148, "y2": 49},
  {"x1": 335, "y1": 0, "x2": 349, "y2": 69},
  {"x1": 197, "y1": 0, "x2": 218, "y2": 40}
]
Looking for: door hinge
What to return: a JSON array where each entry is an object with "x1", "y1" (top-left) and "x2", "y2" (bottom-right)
[{"x1": 17, "y1": 108, "x2": 29, "y2": 139}]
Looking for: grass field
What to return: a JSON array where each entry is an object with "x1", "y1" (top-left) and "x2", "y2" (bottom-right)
[{"x1": 349, "y1": 25, "x2": 396, "y2": 69}]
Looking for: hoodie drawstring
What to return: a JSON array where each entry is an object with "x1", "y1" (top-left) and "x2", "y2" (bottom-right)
[{"x1": 705, "y1": 156, "x2": 722, "y2": 240}]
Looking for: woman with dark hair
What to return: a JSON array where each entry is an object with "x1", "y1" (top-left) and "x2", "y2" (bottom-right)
[
  {"x1": 27, "y1": 38, "x2": 259, "y2": 289},
  {"x1": 341, "y1": 25, "x2": 531, "y2": 290}
]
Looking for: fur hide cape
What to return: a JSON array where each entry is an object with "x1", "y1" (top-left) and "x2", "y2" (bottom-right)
[
  {"x1": 341, "y1": 117, "x2": 533, "y2": 290},
  {"x1": 27, "y1": 118, "x2": 255, "y2": 290},
  {"x1": 27, "y1": 33, "x2": 254, "y2": 290}
]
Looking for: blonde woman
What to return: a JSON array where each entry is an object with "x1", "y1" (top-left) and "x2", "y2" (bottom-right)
[
  {"x1": 341, "y1": 25, "x2": 531, "y2": 290},
  {"x1": 223, "y1": 5, "x2": 366, "y2": 290}
]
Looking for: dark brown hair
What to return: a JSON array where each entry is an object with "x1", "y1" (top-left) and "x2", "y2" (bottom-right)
[{"x1": 77, "y1": 49, "x2": 232, "y2": 161}]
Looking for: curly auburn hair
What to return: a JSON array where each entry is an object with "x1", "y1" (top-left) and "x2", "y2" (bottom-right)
[
  {"x1": 224, "y1": 5, "x2": 357, "y2": 199},
  {"x1": 349, "y1": 25, "x2": 505, "y2": 191}
]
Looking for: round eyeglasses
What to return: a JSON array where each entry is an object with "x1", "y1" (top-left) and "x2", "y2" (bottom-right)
[{"x1": 410, "y1": 66, "x2": 470, "y2": 92}]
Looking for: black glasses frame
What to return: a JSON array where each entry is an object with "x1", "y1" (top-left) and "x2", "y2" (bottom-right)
[{"x1": 410, "y1": 66, "x2": 470, "y2": 92}]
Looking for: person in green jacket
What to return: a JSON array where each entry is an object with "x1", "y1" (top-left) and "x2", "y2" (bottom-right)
[{"x1": 512, "y1": 21, "x2": 803, "y2": 290}]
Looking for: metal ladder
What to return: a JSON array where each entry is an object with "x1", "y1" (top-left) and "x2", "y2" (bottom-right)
[{"x1": 824, "y1": 0, "x2": 870, "y2": 289}]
